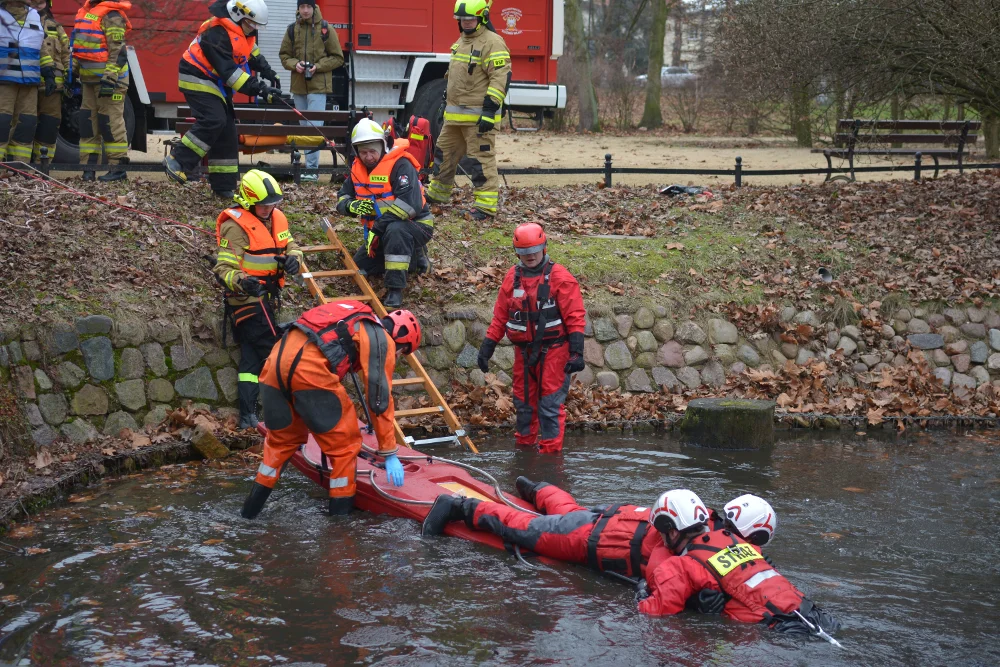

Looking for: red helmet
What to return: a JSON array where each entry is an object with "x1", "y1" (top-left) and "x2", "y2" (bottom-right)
[
  {"x1": 382, "y1": 309, "x2": 421, "y2": 355},
  {"x1": 513, "y1": 223, "x2": 547, "y2": 255}
]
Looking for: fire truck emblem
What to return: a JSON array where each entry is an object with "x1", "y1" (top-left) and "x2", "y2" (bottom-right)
[{"x1": 500, "y1": 7, "x2": 523, "y2": 35}]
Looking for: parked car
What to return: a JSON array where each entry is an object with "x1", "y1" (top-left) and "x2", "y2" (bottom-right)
[{"x1": 636, "y1": 66, "x2": 698, "y2": 88}]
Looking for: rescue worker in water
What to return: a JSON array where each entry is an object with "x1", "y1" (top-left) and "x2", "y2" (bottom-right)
[
  {"x1": 476, "y1": 223, "x2": 587, "y2": 454},
  {"x1": 241, "y1": 301, "x2": 422, "y2": 518}
]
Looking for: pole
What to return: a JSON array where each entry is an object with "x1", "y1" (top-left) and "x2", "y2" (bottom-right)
[
  {"x1": 735, "y1": 156, "x2": 742, "y2": 188},
  {"x1": 914, "y1": 152, "x2": 922, "y2": 182},
  {"x1": 604, "y1": 153, "x2": 613, "y2": 188}
]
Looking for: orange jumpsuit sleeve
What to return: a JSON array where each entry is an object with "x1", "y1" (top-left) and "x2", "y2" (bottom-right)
[
  {"x1": 638, "y1": 555, "x2": 717, "y2": 617},
  {"x1": 355, "y1": 321, "x2": 398, "y2": 455}
]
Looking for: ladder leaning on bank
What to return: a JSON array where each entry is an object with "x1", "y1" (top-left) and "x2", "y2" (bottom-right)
[{"x1": 296, "y1": 217, "x2": 478, "y2": 453}]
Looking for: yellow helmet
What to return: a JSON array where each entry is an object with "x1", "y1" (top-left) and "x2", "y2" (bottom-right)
[
  {"x1": 235, "y1": 169, "x2": 283, "y2": 209},
  {"x1": 454, "y1": 0, "x2": 490, "y2": 22}
]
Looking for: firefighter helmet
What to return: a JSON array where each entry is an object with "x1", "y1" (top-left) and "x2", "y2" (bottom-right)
[
  {"x1": 724, "y1": 494, "x2": 776, "y2": 546},
  {"x1": 227, "y1": 0, "x2": 269, "y2": 26},
  {"x1": 351, "y1": 118, "x2": 388, "y2": 153},
  {"x1": 382, "y1": 310, "x2": 422, "y2": 355},
  {"x1": 454, "y1": 0, "x2": 490, "y2": 20},
  {"x1": 649, "y1": 490, "x2": 709, "y2": 536},
  {"x1": 236, "y1": 169, "x2": 283, "y2": 210},
  {"x1": 512, "y1": 223, "x2": 546, "y2": 255}
]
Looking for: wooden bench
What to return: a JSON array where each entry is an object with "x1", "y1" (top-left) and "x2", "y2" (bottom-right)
[
  {"x1": 174, "y1": 105, "x2": 351, "y2": 173},
  {"x1": 812, "y1": 119, "x2": 981, "y2": 182}
]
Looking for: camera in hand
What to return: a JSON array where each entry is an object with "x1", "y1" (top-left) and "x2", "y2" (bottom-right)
[{"x1": 303, "y1": 61, "x2": 314, "y2": 80}]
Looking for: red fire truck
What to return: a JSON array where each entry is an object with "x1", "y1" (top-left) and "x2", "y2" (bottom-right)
[{"x1": 50, "y1": 0, "x2": 566, "y2": 162}]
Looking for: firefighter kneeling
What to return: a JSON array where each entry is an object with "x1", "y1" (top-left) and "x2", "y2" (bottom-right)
[
  {"x1": 241, "y1": 302, "x2": 421, "y2": 518},
  {"x1": 477, "y1": 223, "x2": 586, "y2": 453}
]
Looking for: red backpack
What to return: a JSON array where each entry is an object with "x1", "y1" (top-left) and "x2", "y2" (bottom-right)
[
  {"x1": 383, "y1": 115, "x2": 434, "y2": 175},
  {"x1": 290, "y1": 300, "x2": 381, "y2": 376}
]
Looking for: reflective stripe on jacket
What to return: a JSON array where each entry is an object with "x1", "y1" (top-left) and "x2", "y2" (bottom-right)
[
  {"x1": 443, "y1": 25, "x2": 510, "y2": 125},
  {"x1": 181, "y1": 16, "x2": 253, "y2": 99},
  {"x1": 215, "y1": 207, "x2": 291, "y2": 289},
  {"x1": 486, "y1": 260, "x2": 587, "y2": 348},
  {"x1": 40, "y1": 13, "x2": 70, "y2": 87},
  {"x1": 71, "y1": 0, "x2": 130, "y2": 61},
  {"x1": 0, "y1": 6, "x2": 44, "y2": 85}
]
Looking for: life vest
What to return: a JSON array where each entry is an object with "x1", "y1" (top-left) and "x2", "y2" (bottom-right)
[
  {"x1": 383, "y1": 115, "x2": 434, "y2": 172},
  {"x1": 505, "y1": 260, "x2": 566, "y2": 351},
  {"x1": 71, "y1": 0, "x2": 131, "y2": 62},
  {"x1": 0, "y1": 6, "x2": 44, "y2": 85},
  {"x1": 289, "y1": 301, "x2": 383, "y2": 378},
  {"x1": 215, "y1": 207, "x2": 291, "y2": 290},
  {"x1": 182, "y1": 16, "x2": 253, "y2": 97},
  {"x1": 586, "y1": 504, "x2": 655, "y2": 579},
  {"x1": 350, "y1": 140, "x2": 426, "y2": 222},
  {"x1": 684, "y1": 528, "x2": 804, "y2": 624}
]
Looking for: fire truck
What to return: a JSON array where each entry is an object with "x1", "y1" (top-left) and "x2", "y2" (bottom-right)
[{"x1": 50, "y1": 0, "x2": 566, "y2": 162}]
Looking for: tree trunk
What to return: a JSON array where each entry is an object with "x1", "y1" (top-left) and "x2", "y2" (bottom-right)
[
  {"x1": 671, "y1": 2, "x2": 684, "y2": 66},
  {"x1": 564, "y1": 0, "x2": 600, "y2": 132},
  {"x1": 678, "y1": 398, "x2": 775, "y2": 449},
  {"x1": 791, "y1": 85, "x2": 812, "y2": 147},
  {"x1": 891, "y1": 93, "x2": 901, "y2": 148},
  {"x1": 639, "y1": 0, "x2": 669, "y2": 129},
  {"x1": 984, "y1": 113, "x2": 999, "y2": 159}
]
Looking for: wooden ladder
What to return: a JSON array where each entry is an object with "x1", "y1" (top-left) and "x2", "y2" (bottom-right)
[{"x1": 296, "y1": 217, "x2": 477, "y2": 453}]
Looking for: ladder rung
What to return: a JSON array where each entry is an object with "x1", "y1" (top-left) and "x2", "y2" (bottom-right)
[
  {"x1": 341, "y1": 294, "x2": 374, "y2": 302},
  {"x1": 394, "y1": 377, "x2": 426, "y2": 386},
  {"x1": 308, "y1": 270, "x2": 356, "y2": 278},
  {"x1": 301, "y1": 244, "x2": 338, "y2": 252},
  {"x1": 395, "y1": 406, "x2": 445, "y2": 417}
]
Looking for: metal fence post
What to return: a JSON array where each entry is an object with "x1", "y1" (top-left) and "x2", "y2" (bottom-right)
[
  {"x1": 604, "y1": 153, "x2": 612, "y2": 188},
  {"x1": 735, "y1": 156, "x2": 742, "y2": 188},
  {"x1": 39, "y1": 146, "x2": 50, "y2": 176},
  {"x1": 291, "y1": 143, "x2": 302, "y2": 185},
  {"x1": 914, "y1": 152, "x2": 922, "y2": 182}
]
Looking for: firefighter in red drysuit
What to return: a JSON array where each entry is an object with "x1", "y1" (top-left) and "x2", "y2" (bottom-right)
[
  {"x1": 637, "y1": 490, "x2": 841, "y2": 636},
  {"x1": 477, "y1": 223, "x2": 586, "y2": 453},
  {"x1": 240, "y1": 301, "x2": 422, "y2": 518}
]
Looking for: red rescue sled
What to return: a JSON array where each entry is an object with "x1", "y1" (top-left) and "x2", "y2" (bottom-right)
[{"x1": 262, "y1": 422, "x2": 536, "y2": 551}]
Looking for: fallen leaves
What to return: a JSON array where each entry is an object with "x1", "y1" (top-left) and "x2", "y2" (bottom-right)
[
  {"x1": 33, "y1": 448, "x2": 53, "y2": 470},
  {"x1": 7, "y1": 524, "x2": 36, "y2": 539},
  {"x1": 24, "y1": 547, "x2": 51, "y2": 555}
]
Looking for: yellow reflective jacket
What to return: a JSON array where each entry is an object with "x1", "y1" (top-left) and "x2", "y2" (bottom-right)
[{"x1": 444, "y1": 26, "x2": 510, "y2": 125}]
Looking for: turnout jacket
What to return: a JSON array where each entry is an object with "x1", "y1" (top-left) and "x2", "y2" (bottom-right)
[
  {"x1": 178, "y1": 0, "x2": 271, "y2": 99},
  {"x1": 39, "y1": 9, "x2": 69, "y2": 89},
  {"x1": 71, "y1": 0, "x2": 129, "y2": 85},
  {"x1": 278, "y1": 6, "x2": 343, "y2": 95},
  {"x1": 0, "y1": 2, "x2": 52, "y2": 85},
  {"x1": 444, "y1": 24, "x2": 510, "y2": 124},
  {"x1": 213, "y1": 207, "x2": 303, "y2": 307},
  {"x1": 485, "y1": 259, "x2": 586, "y2": 347}
]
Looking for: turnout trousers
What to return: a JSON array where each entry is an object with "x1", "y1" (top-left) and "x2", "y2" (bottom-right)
[
  {"x1": 32, "y1": 89, "x2": 61, "y2": 161},
  {"x1": 231, "y1": 302, "x2": 280, "y2": 422},
  {"x1": 171, "y1": 90, "x2": 239, "y2": 192},
  {"x1": 513, "y1": 342, "x2": 570, "y2": 453},
  {"x1": 78, "y1": 82, "x2": 127, "y2": 165},
  {"x1": 425, "y1": 121, "x2": 498, "y2": 216},
  {"x1": 255, "y1": 329, "x2": 364, "y2": 499},
  {"x1": 0, "y1": 83, "x2": 38, "y2": 162},
  {"x1": 352, "y1": 219, "x2": 433, "y2": 290},
  {"x1": 473, "y1": 483, "x2": 597, "y2": 561}
]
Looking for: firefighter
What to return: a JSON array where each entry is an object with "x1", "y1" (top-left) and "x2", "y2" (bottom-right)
[
  {"x1": 636, "y1": 490, "x2": 841, "y2": 637},
  {"x1": 0, "y1": 0, "x2": 49, "y2": 163},
  {"x1": 278, "y1": 0, "x2": 343, "y2": 182},
  {"x1": 70, "y1": 0, "x2": 131, "y2": 181},
  {"x1": 212, "y1": 169, "x2": 304, "y2": 429},
  {"x1": 338, "y1": 118, "x2": 433, "y2": 309},
  {"x1": 424, "y1": 0, "x2": 510, "y2": 220},
  {"x1": 477, "y1": 223, "x2": 586, "y2": 453},
  {"x1": 163, "y1": 0, "x2": 285, "y2": 199},
  {"x1": 28, "y1": 0, "x2": 67, "y2": 162},
  {"x1": 241, "y1": 303, "x2": 422, "y2": 518}
]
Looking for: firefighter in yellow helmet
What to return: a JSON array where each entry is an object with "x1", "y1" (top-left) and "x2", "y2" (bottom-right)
[
  {"x1": 425, "y1": 0, "x2": 510, "y2": 220},
  {"x1": 212, "y1": 169, "x2": 304, "y2": 428}
]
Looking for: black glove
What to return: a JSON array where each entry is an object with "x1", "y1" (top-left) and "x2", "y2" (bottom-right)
[
  {"x1": 262, "y1": 86, "x2": 289, "y2": 105},
  {"x1": 478, "y1": 95, "x2": 500, "y2": 134},
  {"x1": 238, "y1": 276, "x2": 265, "y2": 297},
  {"x1": 565, "y1": 332, "x2": 585, "y2": 374},
  {"x1": 41, "y1": 67, "x2": 56, "y2": 96},
  {"x1": 348, "y1": 199, "x2": 376, "y2": 217},
  {"x1": 240, "y1": 76, "x2": 264, "y2": 97},
  {"x1": 98, "y1": 78, "x2": 116, "y2": 98},
  {"x1": 261, "y1": 68, "x2": 280, "y2": 90},
  {"x1": 685, "y1": 588, "x2": 727, "y2": 615},
  {"x1": 635, "y1": 578, "x2": 651, "y2": 602},
  {"x1": 278, "y1": 254, "x2": 300, "y2": 276},
  {"x1": 477, "y1": 338, "x2": 497, "y2": 373}
]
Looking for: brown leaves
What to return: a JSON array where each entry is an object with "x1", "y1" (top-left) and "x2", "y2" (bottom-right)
[{"x1": 33, "y1": 448, "x2": 53, "y2": 470}]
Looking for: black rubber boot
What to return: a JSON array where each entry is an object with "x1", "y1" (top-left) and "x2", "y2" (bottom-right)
[
  {"x1": 163, "y1": 154, "x2": 188, "y2": 183},
  {"x1": 237, "y1": 413, "x2": 259, "y2": 430},
  {"x1": 82, "y1": 169, "x2": 95, "y2": 182},
  {"x1": 214, "y1": 189, "x2": 235, "y2": 200},
  {"x1": 422, "y1": 495, "x2": 472, "y2": 536},
  {"x1": 241, "y1": 482, "x2": 273, "y2": 519},
  {"x1": 328, "y1": 495, "x2": 355, "y2": 516},
  {"x1": 98, "y1": 157, "x2": 128, "y2": 182},
  {"x1": 237, "y1": 381, "x2": 260, "y2": 430},
  {"x1": 515, "y1": 476, "x2": 548, "y2": 506},
  {"x1": 384, "y1": 288, "x2": 403, "y2": 308}
]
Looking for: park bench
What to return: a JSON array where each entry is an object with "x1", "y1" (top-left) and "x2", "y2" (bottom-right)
[
  {"x1": 173, "y1": 105, "x2": 352, "y2": 180},
  {"x1": 813, "y1": 119, "x2": 981, "y2": 182}
]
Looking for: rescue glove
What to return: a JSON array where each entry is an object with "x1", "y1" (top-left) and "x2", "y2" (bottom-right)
[
  {"x1": 478, "y1": 96, "x2": 500, "y2": 134},
  {"x1": 477, "y1": 338, "x2": 497, "y2": 373},
  {"x1": 565, "y1": 332, "x2": 586, "y2": 374},
  {"x1": 41, "y1": 67, "x2": 57, "y2": 96},
  {"x1": 98, "y1": 78, "x2": 116, "y2": 98},
  {"x1": 686, "y1": 589, "x2": 727, "y2": 615},
  {"x1": 263, "y1": 86, "x2": 289, "y2": 105},
  {"x1": 276, "y1": 254, "x2": 301, "y2": 276},
  {"x1": 239, "y1": 276, "x2": 265, "y2": 297},
  {"x1": 635, "y1": 578, "x2": 651, "y2": 602},
  {"x1": 348, "y1": 199, "x2": 376, "y2": 217},
  {"x1": 384, "y1": 454, "x2": 405, "y2": 486},
  {"x1": 261, "y1": 68, "x2": 281, "y2": 90}
]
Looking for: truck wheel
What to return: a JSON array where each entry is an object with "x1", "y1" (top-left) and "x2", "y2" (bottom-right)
[
  {"x1": 408, "y1": 78, "x2": 447, "y2": 141},
  {"x1": 55, "y1": 94, "x2": 135, "y2": 164}
]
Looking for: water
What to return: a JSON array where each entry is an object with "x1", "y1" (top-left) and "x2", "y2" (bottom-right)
[{"x1": 1, "y1": 430, "x2": 998, "y2": 666}]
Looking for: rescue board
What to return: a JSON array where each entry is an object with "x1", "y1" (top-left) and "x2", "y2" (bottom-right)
[{"x1": 260, "y1": 422, "x2": 536, "y2": 550}]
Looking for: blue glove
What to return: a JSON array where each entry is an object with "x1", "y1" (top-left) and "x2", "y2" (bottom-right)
[{"x1": 384, "y1": 454, "x2": 404, "y2": 487}]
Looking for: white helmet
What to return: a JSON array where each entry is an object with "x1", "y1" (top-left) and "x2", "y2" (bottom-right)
[
  {"x1": 649, "y1": 489, "x2": 709, "y2": 536},
  {"x1": 227, "y1": 0, "x2": 268, "y2": 26},
  {"x1": 351, "y1": 118, "x2": 388, "y2": 152},
  {"x1": 724, "y1": 494, "x2": 776, "y2": 546}
]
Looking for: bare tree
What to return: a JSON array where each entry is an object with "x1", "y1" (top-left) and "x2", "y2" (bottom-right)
[
  {"x1": 565, "y1": 0, "x2": 600, "y2": 131},
  {"x1": 640, "y1": 0, "x2": 672, "y2": 128}
]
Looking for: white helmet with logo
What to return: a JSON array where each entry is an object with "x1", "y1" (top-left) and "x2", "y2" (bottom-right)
[
  {"x1": 649, "y1": 489, "x2": 709, "y2": 536},
  {"x1": 724, "y1": 493, "x2": 776, "y2": 546},
  {"x1": 227, "y1": 0, "x2": 269, "y2": 26},
  {"x1": 351, "y1": 118, "x2": 388, "y2": 153}
]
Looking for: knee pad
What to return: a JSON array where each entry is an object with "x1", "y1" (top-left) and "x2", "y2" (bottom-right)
[
  {"x1": 11, "y1": 114, "x2": 37, "y2": 144},
  {"x1": 260, "y1": 384, "x2": 293, "y2": 431},
  {"x1": 77, "y1": 109, "x2": 93, "y2": 138},
  {"x1": 97, "y1": 113, "x2": 114, "y2": 141},
  {"x1": 0, "y1": 113, "x2": 11, "y2": 143},
  {"x1": 35, "y1": 114, "x2": 59, "y2": 145},
  {"x1": 462, "y1": 156, "x2": 487, "y2": 186},
  {"x1": 292, "y1": 389, "x2": 343, "y2": 435}
]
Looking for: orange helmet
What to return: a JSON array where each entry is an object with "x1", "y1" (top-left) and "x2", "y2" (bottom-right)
[
  {"x1": 382, "y1": 309, "x2": 421, "y2": 355},
  {"x1": 513, "y1": 223, "x2": 546, "y2": 255}
]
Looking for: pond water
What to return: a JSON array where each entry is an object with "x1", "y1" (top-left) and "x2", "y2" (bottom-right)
[{"x1": 0, "y1": 429, "x2": 998, "y2": 666}]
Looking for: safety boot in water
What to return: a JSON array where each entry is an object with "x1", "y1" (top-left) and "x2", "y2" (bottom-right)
[
  {"x1": 515, "y1": 476, "x2": 547, "y2": 506},
  {"x1": 98, "y1": 157, "x2": 128, "y2": 182},
  {"x1": 241, "y1": 482, "x2": 273, "y2": 519},
  {"x1": 384, "y1": 288, "x2": 403, "y2": 308},
  {"x1": 421, "y1": 495, "x2": 478, "y2": 536},
  {"x1": 329, "y1": 495, "x2": 355, "y2": 515},
  {"x1": 163, "y1": 154, "x2": 188, "y2": 183}
]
